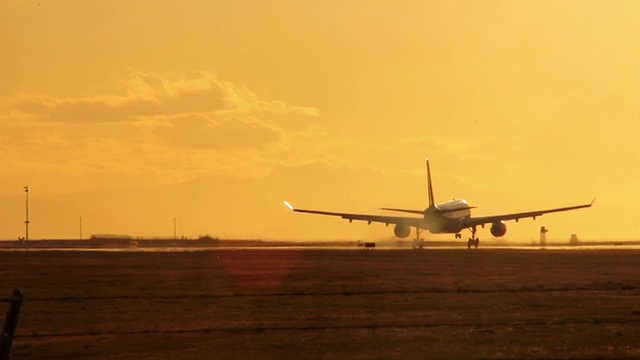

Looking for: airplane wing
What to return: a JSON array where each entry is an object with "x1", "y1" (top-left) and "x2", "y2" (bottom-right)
[
  {"x1": 462, "y1": 198, "x2": 595, "y2": 228},
  {"x1": 284, "y1": 201, "x2": 425, "y2": 228}
]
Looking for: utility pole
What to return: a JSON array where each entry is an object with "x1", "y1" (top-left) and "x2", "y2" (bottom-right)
[
  {"x1": 173, "y1": 217, "x2": 177, "y2": 240},
  {"x1": 23, "y1": 185, "x2": 29, "y2": 242}
]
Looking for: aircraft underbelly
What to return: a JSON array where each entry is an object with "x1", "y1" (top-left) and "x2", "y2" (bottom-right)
[{"x1": 426, "y1": 214, "x2": 466, "y2": 234}]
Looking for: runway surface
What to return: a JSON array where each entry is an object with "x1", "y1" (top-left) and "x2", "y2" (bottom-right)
[
  {"x1": 2, "y1": 248, "x2": 639, "y2": 358},
  {"x1": 4, "y1": 244, "x2": 640, "y2": 252}
]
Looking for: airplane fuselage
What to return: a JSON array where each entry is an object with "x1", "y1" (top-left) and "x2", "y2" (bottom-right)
[{"x1": 422, "y1": 199, "x2": 471, "y2": 234}]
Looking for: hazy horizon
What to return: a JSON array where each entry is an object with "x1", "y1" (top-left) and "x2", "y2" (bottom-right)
[{"x1": 2, "y1": 1, "x2": 639, "y2": 241}]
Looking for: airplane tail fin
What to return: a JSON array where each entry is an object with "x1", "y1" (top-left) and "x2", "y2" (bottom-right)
[{"x1": 426, "y1": 157, "x2": 435, "y2": 207}]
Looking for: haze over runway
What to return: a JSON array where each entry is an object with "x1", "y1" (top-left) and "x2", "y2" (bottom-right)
[{"x1": 1, "y1": 1, "x2": 639, "y2": 242}]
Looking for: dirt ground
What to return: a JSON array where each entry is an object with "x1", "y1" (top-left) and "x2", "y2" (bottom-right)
[{"x1": 2, "y1": 248, "x2": 640, "y2": 359}]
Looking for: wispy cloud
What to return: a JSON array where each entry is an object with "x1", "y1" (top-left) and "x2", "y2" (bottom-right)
[
  {"x1": 0, "y1": 72, "x2": 324, "y2": 194},
  {"x1": 10, "y1": 71, "x2": 319, "y2": 124},
  {"x1": 153, "y1": 114, "x2": 281, "y2": 150},
  {"x1": 1, "y1": 70, "x2": 508, "y2": 196}
]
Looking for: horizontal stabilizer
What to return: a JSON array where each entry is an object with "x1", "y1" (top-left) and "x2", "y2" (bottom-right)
[{"x1": 379, "y1": 208, "x2": 424, "y2": 215}]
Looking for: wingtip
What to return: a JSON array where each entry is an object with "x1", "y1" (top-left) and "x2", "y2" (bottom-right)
[
  {"x1": 590, "y1": 197, "x2": 597, "y2": 206},
  {"x1": 284, "y1": 200, "x2": 294, "y2": 210}
]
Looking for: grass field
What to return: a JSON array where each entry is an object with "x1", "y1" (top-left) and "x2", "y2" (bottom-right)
[{"x1": 2, "y1": 249, "x2": 640, "y2": 359}]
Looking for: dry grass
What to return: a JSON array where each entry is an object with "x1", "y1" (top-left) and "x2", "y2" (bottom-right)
[{"x1": 2, "y1": 249, "x2": 640, "y2": 359}]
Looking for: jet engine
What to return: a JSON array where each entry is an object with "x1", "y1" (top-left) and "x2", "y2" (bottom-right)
[
  {"x1": 490, "y1": 221, "x2": 507, "y2": 237},
  {"x1": 394, "y1": 224, "x2": 411, "y2": 238}
]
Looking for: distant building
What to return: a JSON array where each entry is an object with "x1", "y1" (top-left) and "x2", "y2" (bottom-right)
[
  {"x1": 89, "y1": 234, "x2": 133, "y2": 240},
  {"x1": 569, "y1": 234, "x2": 579, "y2": 245},
  {"x1": 539, "y1": 226, "x2": 548, "y2": 247}
]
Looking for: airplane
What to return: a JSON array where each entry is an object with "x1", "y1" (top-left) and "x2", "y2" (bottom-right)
[{"x1": 284, "y1": 158, "x2": 594, "y2": 249}]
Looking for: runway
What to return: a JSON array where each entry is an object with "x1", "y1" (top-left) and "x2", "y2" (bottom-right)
[
  {"x1": 4, "y1": 244, "x2": 640, "y2": 252},
  {"x1": 2, "y1": 248, "x2": 639, "y2": 358}
]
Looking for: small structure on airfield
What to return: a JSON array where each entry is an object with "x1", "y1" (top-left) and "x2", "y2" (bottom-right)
[
  {"x1": 357, "y1": 241, "x2": 376, "y2": 249},
  {"x1": 569, "y1": 233, "x2": 579, "y2": 246},
  {"x1": 539, "y1": 226, "x2": 548, "y2": 247}
]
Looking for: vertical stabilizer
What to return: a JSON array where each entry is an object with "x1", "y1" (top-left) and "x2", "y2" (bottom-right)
[{"x1": 426, "y1": 158, "x2": 435, "y2": 207}]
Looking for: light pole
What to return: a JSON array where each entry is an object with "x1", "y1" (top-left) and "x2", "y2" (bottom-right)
[{"x1": 24, "y1": 185, "x2": 29, "y2": 242}]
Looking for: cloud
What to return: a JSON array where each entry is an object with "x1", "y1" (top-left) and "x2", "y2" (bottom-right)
[
  {"x1": 154, "y1": 114, "x2": 280, "y2": 150},
  {"x1": 11, "y1": 71, "x2": 320, "y2": 124},
  {"x1": 0, "y1": 71, "x2": 326, "y2": 194},
  {"x1": 1, "y1": 70, "x2": 489, "y2": 197}
]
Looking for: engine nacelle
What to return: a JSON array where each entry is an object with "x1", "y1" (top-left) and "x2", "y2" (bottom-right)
[
  {"x1": 394, "y1": 224, "x2": 411, "y2": 238},
  {"x1": 490, "y1": 221, "x2": 507, "y2": 237}
]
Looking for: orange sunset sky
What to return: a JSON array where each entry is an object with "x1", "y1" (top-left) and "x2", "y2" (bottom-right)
[{"x1": 1, "y1": 1, "x2": 639, "y2": 242}]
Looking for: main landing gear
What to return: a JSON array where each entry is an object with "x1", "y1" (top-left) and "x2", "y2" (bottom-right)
[
  {"x1": 467, "y1": 226, "x2": 480, "y2": 249},
  {"x1": 412, "y1": 227, "x2": 424, "y2": 249}
]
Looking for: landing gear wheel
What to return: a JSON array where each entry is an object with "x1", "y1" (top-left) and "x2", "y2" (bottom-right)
[
  {"x1": 413, "y1": 228, "x2": 425, "y2": 249},
  {"x1": 467, "y1": 226, "x2": 480, "y2": 249}
]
